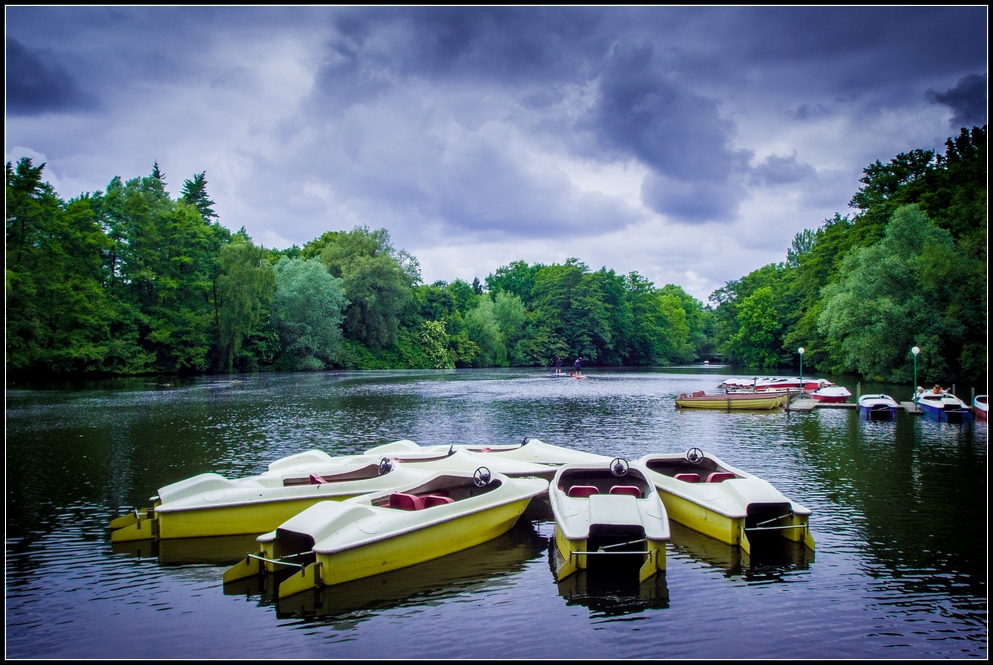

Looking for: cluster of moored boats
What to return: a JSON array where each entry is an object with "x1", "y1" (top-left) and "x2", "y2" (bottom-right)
[
  {"x1": 109, "y1": 438, "x2": 814, "y2": 598},
  {"x1": 677, "y1": 376, "x2": 987, "y2": 421}
]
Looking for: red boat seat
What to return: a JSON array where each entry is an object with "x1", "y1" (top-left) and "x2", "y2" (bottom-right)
[
  {"x1": 674, "y1": 473, "x2": 701, "y2": 483},
  {"x1": 608, "y1": 485, "x2": 641, "y2": 498},
  {"x1": 389, "y1": 493, "x2": 424, "y2": 510},
  {"x1": 309, "y1": 474, "x2": 328, "y2": 485},
  {"x1": 567, "y1": 485, "x2": 600, "y2": 498},
  {"x1": 707, "y1": 472, "x2": 737, "y2": 483},
  {"x1": 423, "y1": 495, "x2": 454, "y2": 508}
]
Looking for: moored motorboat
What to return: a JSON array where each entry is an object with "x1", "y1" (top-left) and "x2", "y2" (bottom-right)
[
  {"x1": 548, "y1": 458, "x2": 669, "y2": 583},
  {"x1": 110, "y1": 441, "x2": 555, "y2": 542},
  {"x1": 974, "y1": 395, "x2": 988, "y2": 421},
  {"x1": 810, "y1": 386, "x2": 852, "y2": 403},
  {"x1": 223, "y1": 467, "x2": 548, "y2": 598},
  {"x1": 914, "y1": 386, "x2": 972, "y2": 421},
  {"x1": 675, "y1": 391, "x2": 787, "y2": 410},
  {"x1": 639, "y1": 448, "x2": 813, "y2": 554},
  {"x1": 857, "y1": 394, "x2": 899, "y2": 419}
]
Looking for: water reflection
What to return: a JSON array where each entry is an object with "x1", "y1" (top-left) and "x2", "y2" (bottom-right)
[
  {"x1": 111, "y1": 534, "x2": 261, "y2": 566},
  {"x1": 223, "y1": 521, "x2": 546, "y2": 621},
  {"x1": 667, "y1": 522, "x2": 812, "y2": 579},
  {"x1": 553, "y1": 569, "x2": 669, "y2": 616}
]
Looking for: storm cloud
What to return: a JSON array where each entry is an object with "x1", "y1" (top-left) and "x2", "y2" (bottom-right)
[{"x1": 5, "y1": 6, "x2": 987, "y2": 301}]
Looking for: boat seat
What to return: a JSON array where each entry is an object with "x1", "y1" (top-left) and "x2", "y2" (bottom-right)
[
  {"x1": 674, "y1": 473, "x2": 702, "y2": 483},
  {"x1": 309, "y1": 474, "x2": 328, "y2": 485},
  {"x1": 608, "y1": 485, "x2": 641, "y2": 498},
  {"x1": 423, "y1": 495, "x2": 455, "y2": 508},
  {"x1": 389, "y1": 493, "x2": 424, "y2": 510},
  {"x1": 567, "y1": 485, "x2": 600, "y2": 498},
  {"x1": 707, "y1": 472, "x2": 737, "y2": 483}
]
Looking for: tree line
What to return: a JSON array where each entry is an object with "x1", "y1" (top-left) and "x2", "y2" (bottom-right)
[
  {"x1": 708, "y1": 126, "x2": 987, "y2": 386},
  {"x1": 5, "y1": 162, "x2": 711, "y2": 377}
]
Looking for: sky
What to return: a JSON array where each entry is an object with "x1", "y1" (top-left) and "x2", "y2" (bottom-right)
[{"x1": 5, "y1": 6, "x2": 988, "y2": 303}]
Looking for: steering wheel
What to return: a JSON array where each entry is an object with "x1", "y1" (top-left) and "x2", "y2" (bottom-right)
[
  {"x1": 610, "y1": 458, "x2": 630, "y2": 477},
  {"x1": 686, "y1": 448, "x2": 704, "y2": 465},
  {"x1": 378, "y1": 457, "x2": 393, "y2": 476},
  {"x1": 473, "y1": 467, "x2": 492, "y2": 487},
  {"x1": 521, "y1": 436, "x2": 531, "y2": 445}
]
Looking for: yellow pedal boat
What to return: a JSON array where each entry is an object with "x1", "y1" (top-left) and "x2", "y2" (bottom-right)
[
  {"x1": 639, "y1": 448, "x2": 814, "y2": 554},
  {"x1": 549, "y1": 458, "x2": 670, "y2": 583},
  {"x1": 222, "y1": 467, "x2": 548, "y2": 598},
  {"x1": 110, "y1": 441, "x2": 553, "y2": 542},
  {"x1": 675, "y1": 391, "x2": 788, "y2": 410},
  {"x1": 367, "y1": 437, "x2": 612, "y2": 474}
]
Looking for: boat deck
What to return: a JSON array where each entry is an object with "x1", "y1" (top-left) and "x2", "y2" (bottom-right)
[{"x1": 789, "y1": 398, "x2": 924, "y2": 414}]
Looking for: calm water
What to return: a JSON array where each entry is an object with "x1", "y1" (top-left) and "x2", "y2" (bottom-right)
[{"x1": 5, "y1": 368, "x2": 987, "y2": 659}]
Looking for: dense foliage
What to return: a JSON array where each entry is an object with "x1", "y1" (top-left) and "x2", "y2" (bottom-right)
[
  {"x1": 7, "y1": 126, "x2": 984, "y2": 385},
  {"x1": 5, "y1": 162, "x2": 710, "y2": 376},
  {"x1": 708, "y1": 126, "x2": 987, "y2": 387}
]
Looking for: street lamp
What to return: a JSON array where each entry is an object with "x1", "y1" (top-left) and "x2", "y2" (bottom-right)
[
  {"x1": 911, "y1": 346, "x2": 920, "y2": 399},
  {"x1": 798, "y1": 347, "x2": 805, "y2": 392}
]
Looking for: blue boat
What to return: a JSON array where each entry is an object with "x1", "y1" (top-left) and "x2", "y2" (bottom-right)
[
  {"x1": 915, "y1": 387, "x2": 972, "y2": 421},
  {"x1": 858, "y1": 394, "x2": 898, "y2": 420}
]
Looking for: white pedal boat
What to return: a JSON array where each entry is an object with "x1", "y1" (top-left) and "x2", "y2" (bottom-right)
[
  {"x1": 858, "y1": 394, "x2": 899, "y2": 419},
  {"x1": 549, "y1": 458, "x2": 670, "y2": 583},
  {"x1": 367, "y1": 437, "x2": 612, "y2": 473},
  {"x1": 223, "y1": 467, "x2": 548, "y2": 598},
  {"x1": 639, "y1": 448, "x2": 814, "y2": 554},
  {"x1": 110, "y1": 441, "x2": 553, "y2": 542}
]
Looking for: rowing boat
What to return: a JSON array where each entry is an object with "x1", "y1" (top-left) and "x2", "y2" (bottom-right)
[
  {"x1": 639, "y1": 448, "x2": 813, "y2": 554},
  {"x1": 223, "y1": 467, "x2": 548, "y2": 598},
  {"x1": 549, "y1": 458, "x2": 669, "y2": 583},
  {"x1": 674, "y1": 391, "x2": 787, "y2": 410}
]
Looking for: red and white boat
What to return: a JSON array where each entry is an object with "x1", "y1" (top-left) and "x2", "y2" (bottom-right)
[
  {"x1": 974, "y1": 395, "x2": 988, "y2": 421},
  {"x1": 810, "y1": 386, "x2": 852, "y2": 403}
]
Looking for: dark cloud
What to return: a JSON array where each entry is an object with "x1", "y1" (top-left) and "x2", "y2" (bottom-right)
[
  {"x1": 641, "y1": 173, "x2": 747, "y2": 225},
  {"x1": 6, "y1": 37, "x2": 97, "y2": 115},
  {"x1": 927, "y1": 74, "x2": 987, "y2": 129},
  {"x1": 750, "y1": 152, "x2": 817, "y2": 186}
]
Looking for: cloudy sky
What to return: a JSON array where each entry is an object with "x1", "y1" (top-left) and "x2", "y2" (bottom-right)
[{"x1": 6, "y1": 6, "x2": 987, "y2": 302}]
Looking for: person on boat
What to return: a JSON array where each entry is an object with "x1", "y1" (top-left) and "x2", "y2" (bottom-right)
[
  {"x1": 572, "y1": 356, "x2": 582, "y2": 377},
  {"x1": 554, "y1": 357, "x2": 562, "y2": 374}
]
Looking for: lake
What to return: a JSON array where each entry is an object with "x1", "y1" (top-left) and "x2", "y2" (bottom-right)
[{"x1": 5, "y1": 368, "x2": 987, "y2": 658}]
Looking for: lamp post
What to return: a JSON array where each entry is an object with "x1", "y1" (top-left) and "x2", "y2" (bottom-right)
[
  {"x1": 798, "y1": 347, "x2": 805, "y2": 393},
  {"x1": 911, "y1": 346, "x2": 920, "y2": 399}
]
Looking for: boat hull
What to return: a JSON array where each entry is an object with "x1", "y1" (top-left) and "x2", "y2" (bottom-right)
[
  {"x1": 640, "y1": 452, "x2": 814, "y2": 554},
  {"x1": 155, "y1": 494, "x2": 361, "y2": 540},
  {"x1": 917, "y1": 402, "x2": 973, "y2": 421},
  {"x1": 675, "y1": 393, "x2": 786, "y2": 410},
  {"x1": 307, "y1": 496, "x2": 532, "y2": 588},
  {"x1": 859, "y1": 405, "x2": 897, "y2": 419}
]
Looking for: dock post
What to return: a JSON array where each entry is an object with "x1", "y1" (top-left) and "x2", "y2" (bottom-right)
[{"x1": 856, "y1": 382, "x2": 861, "y2": 399}]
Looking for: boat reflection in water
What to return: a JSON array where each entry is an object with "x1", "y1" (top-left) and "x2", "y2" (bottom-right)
[
  {"x1": 550, "y1": 554, "x2": 670, "y2": 615},
  {"x1": 224, "y1": 521, "x2": 546, "y2": 620},
  {"x1": 112, "y1": 533, "x2": 262, "y2": 566},
  {"x1": 667, "y1": 522, "x2": 813, "y2": 578}
]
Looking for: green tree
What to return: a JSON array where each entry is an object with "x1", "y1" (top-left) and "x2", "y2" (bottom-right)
[
  {"x1": 818, "y1": 204, "x2": 974, "y2": 382},
  {"x1": 320, "y1": 226, "x2": 419, "y2": 351},
  {"x1": 725, "y1": 286, "x2": 782, "y2": 367},
  {"x1": 181, "y1": 171, "x2": 217, "y2": 221},
  {"x1": 271, "y1": 258, "x2": 349, "y2": 370},
  {"x1": 216, "y1": 231, "x2": 275, "y2": 372}
]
